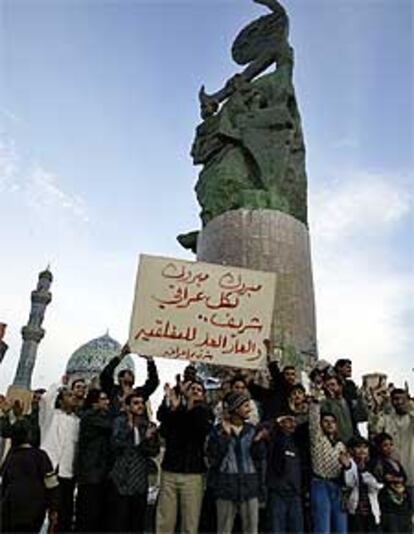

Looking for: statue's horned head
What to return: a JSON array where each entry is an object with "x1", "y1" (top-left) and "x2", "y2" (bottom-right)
[{"x1": 199, "y1": 86, "x2": 218, "y2": 120}]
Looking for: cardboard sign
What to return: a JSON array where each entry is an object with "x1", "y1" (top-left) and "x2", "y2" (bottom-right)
[
  {"x1": 129, "y1": 255, "x2": 276, "y2": 369},
  {"x1": 6, "y1": 385, "x2": 33, "y2": 415}
]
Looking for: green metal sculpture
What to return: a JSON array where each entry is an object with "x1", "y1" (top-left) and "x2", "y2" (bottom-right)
[{"x1": 178, "y1": 0, "x2": 307, "y2": 253}]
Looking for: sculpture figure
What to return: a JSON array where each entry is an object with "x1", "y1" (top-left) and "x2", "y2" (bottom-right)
[{"x1": 178, "y1": 0, "x2": 307, "y2": 253}]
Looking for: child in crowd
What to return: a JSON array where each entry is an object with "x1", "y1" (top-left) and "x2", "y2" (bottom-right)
[
  {"x1": 214, "y1": 374, "x2": 260, "y2": 425},
  {"x1": 207, "y1": 391, "x2": 266, "y2": 534},
  {"x1": 266, "y1": 414, "x2": 304, "y2": 533},
  {"x1": 343, "y1": 436, "x2": 383, "y2": 532},
  {"x1": 371, "y1": 432, "x2": 412, "y2": 533}
]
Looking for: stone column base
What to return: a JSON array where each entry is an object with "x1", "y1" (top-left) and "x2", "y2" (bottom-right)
[{"x1": 197, "y1": 209, "x2": 317, "y2": 374}]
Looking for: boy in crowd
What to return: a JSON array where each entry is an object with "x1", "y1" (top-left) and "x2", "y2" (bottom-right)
[
  {"x1": 309, "y1": 397, "x2": 348, "y2": 534},
  {"x1": 343, "y1": 436, "x2": 383, "y2": 532},
  {"x1": 156, "y1": 379, "x2": 212, "y2": 534},
  {"x1": 214, "y1": 374, "x2": 260, "y2": 425},
  {"x1": 109, "y1": 390, "x2": 160, "y2": 533},
  {"x1": 266, "y1": 413, "x2": 304, "y2": 533},
  {"x1": 207, "y1": 391, "x2": 266, "y2": 534},
  {"x1": 372, "y1": 432, "x2": 412, "y2": 533}
]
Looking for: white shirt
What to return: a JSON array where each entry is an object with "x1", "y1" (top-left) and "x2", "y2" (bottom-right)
[{"x1": 41, "y1": 410, "x2": 79, "y2": 479}]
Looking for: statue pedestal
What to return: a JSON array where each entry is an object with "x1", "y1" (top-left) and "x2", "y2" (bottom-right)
[{"x1": 197, "y1": 208, "x2": 317, "y2": 372}]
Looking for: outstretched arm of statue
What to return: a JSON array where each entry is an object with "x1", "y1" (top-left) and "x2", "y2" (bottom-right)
[
  {"x1": 199, "y1": 45, "x2": 293, "y2": 119},
  {"x1": 199, "y1": 51, "x2": 275, "y2": 119}
]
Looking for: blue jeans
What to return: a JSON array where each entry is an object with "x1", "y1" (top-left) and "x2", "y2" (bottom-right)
[
  {"x1": 311, "y1": 478, "x2": 347, "y2": 534},
  {"x1": 268, "y1": 491, "x2": 304, "y2": 533}
]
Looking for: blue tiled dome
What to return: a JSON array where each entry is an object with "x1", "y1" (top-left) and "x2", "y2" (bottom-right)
[{"x1": 66, "y1": 333, "x2": 134, "y2": 383}]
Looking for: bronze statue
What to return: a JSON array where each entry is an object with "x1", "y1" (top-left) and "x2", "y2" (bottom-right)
[{"x1": 178, "y1": 0, "x2": 307, "y2": 253}]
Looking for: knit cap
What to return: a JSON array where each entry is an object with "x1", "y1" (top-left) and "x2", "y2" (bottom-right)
[{"x1": 225, "y1": 391, "x2": 250, "y2": 413}]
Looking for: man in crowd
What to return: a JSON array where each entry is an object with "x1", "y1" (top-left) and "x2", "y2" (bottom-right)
[
  {"x1": 41, "y1": 387, "x2": 80, "y2": 532},
  {"x1": 100, "y1": 343, "x2": 159, "y2": 418},
  {"x1": 334, "y1": 358, "x2": 368, "y2": 428},
  {"x1": 247, "y1": 341, "x2": 297, "y2": 420},
  {"x1": 75, "y1": 388, "x2": 112, "y2": 532},
  {"x1": 156, "y1": 379, "x2": 213, "y2": 534},
  {"x1": 309, "y1": 396, "x2": 348, "y2": 533},
  {"x1": 109, "y1": 390, "x2": 160, "y2": 533},
  {"x1": 70, "y1": 378, "x2": 87, "y2": 415},
  {"x1": 322, "y1": 375, "x2": 355, "y2": 445},
  {"x1": 207, "y1": 391, "x2": 266, "y2": 534}
]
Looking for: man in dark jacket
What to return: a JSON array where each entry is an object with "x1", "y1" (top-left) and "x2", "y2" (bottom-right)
[
  {"x1": 207, "y1": 391, "x2": 266, "y2": 534},
  {"x1": 156, "y1": 379, "x2": 213, "y2": 534},
  {"x1": 334, "y1": 358, "x2": 368, "y2": 426},
  {"x1": 108, "y1": 391, "x2": 160, "y2": 533},
  {"x1": 75, "y1": 388, "x2": 112, "y2": 532},
  {"x1": 267, "y1": 414, "x2": 304, "y2": 533},
  {"x1": 99, "y1": 343, "x2": 159, "y2": 418},
  {"x1": 248, "y1": 359, "x2": 297, "y2": 421}
]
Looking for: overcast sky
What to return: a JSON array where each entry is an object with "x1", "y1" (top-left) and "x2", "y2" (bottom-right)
[{"x1": 1, "y1": 0, "x2": 413, "y2": 394}]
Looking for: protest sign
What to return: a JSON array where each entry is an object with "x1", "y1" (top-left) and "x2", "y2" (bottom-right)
[
  {"x1": 6, "y1": 385, "x2": 33, "y2": 415},
  {"x1": 129, "y1": 255, "x2": 276, "y2": 369}
]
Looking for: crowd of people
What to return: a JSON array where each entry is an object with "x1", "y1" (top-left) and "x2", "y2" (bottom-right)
[{"x1": 0, "y1": 343, "x2": 413, "y2": 533}]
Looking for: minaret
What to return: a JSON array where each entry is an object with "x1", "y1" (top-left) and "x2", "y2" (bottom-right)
[{"x1": 13, "y1": 268, "x2": 53, "y2": 389}]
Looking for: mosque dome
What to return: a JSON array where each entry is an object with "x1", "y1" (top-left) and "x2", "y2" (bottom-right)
[{"x1": 66, "y1": 332, "x2": 134, "y2": 384}]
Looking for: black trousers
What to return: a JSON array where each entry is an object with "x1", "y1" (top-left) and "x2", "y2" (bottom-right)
[
  {"x1": 348, "y1": 513, "x2": 379, "y2": 533},
  {"x1": 75, "y1": 482, "x2": 107, "y2": 532},
  {"x1": 381, "y1": 512, "x2": 412, "y2": 533},
  {"x1": 108, "y1": 482, "x2": 148, "y2": 533},
  {"x1": 57, "y1": 477, "x2": 75, "y2": 532},
  {"x1": 1, "y1": 511, "x2": 45, "y2": 533}
]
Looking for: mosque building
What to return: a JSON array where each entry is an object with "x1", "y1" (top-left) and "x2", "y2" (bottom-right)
[{"x1": 65, "y1": 332, "x2": 134, "y2": 385}]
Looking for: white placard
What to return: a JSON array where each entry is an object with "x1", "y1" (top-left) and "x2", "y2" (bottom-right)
[{"x1": 128, "y1": 255, "x2": 276, "y2": 369}]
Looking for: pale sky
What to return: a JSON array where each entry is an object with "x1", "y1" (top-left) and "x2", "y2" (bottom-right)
[{"x1": 1, "y1": 0, "x2": 413, "y2": 394}]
